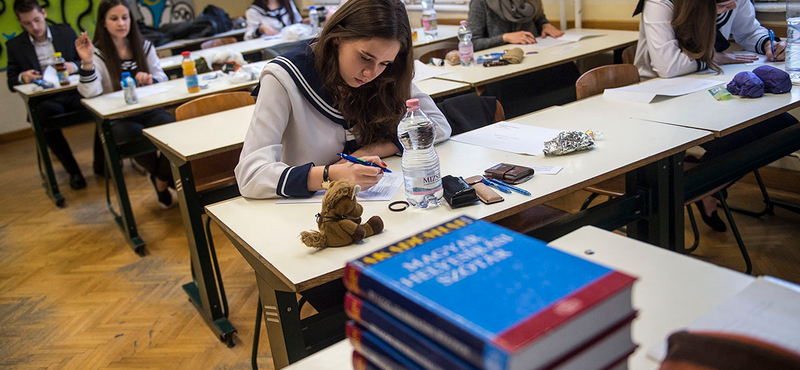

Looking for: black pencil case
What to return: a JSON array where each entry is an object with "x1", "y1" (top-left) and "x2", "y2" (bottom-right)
[{"x1": 442, "y1": 175, "x2": 479, "y2": 208}]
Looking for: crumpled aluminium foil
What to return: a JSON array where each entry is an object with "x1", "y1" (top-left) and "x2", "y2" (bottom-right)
[{"x1": 543, "y1": 130, "x2": 595, "y2": 155}]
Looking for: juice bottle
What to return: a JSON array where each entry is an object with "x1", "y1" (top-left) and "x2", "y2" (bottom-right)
[
  {"x1": 53, "y1": 52, "x2": 70, "y2": 86},
  {"x1": 182, "y1": 51, "x2": 200, "y2": 93}
]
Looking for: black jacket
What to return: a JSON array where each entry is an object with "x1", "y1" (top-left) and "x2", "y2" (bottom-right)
[{"x1": 6, "y1": 23, "x2": 80, "y2": 92}]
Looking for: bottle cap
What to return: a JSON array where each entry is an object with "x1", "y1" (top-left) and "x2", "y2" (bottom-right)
[
  {"x1": 182, "y1": 51, "x2": 191, "y2": 57},
  {"x1": 405, "y1": 98, "x2": 420, "y2": 111},
  {"x1": 460, "y1": 20, "x2": 467, "y2": 26},
  {"x1": 309, "y1": 5, "x2": 315, "y2": 9},
  {"x1": 122, "y1": 71, "x2": 131, "y2": 78},
  {"x1": 54, "y1": 52, "x2": 62, "y2": 57}
]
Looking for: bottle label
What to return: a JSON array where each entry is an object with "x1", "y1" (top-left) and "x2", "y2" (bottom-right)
[
  {"x1": 185, "y1": 74, "x2": 199, "y2": 89},
  {"x1": 406, "y1": 173, "x2": 443, "y2": 195},
  {"x1": 423, "y1": 18, "x2": 438, "y2": 32},
  {"x1": 459, "y1": 44, "x2": 474, "y2": 62}
]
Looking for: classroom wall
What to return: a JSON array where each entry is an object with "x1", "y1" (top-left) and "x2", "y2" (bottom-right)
[
  {"x1": 0, "y1": 73, "x2": 33, "y2": 136},
  {"x1": 193, "y1": 0, "x2": 251, "y2": 19}
]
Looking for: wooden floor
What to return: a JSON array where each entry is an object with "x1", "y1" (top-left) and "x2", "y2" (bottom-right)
[{"x1": 2, "y1": 123, "x2": 800, "y2": 369}]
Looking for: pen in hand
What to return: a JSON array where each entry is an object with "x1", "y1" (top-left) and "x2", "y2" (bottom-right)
[
  {"x1": 769, "y1": 29, "x2": 776, "y2": 62},
  {"x1": 336, "y1": 153, "x2": 392, "y2": 173}
]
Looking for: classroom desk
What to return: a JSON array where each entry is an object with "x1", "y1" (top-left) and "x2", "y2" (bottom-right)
[
  {"x1": 279, "y1": 226, "x2": 755, "y2": 370},
  {"x1": 411, "y1": 25, "x2": 460, "y2": 48},
  {"x1": 81, "y1": 71, "x2": 259, "y2": 254},
  {"x1": 155, "y1": 28, "x2": 246, "y2": 58},
  {"x1": 13, "y1": 75, "x2": 93, "y2": 207},
  {"x1": 159, "y1": 36, "x2": 309, "y2": 75},
  {"x1": 433, "y1": 29, "x2": 638, "y2": 89},
  {"x1": 206, "y1": 108, "x2": 711, "y2": 368}
]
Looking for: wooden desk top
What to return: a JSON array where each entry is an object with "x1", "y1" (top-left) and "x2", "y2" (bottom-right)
[
  {"x1": 13, "y1": 75, "x2": 80, "y2": 98},
  {"x1": 206, "y1": 106, "x2": 711, "y2": 292},
  {"x1": 280, "y1": 226, "x2": 754, "y2": 370},
  {"x1": 433, "y1": 29, "x2": 638, "y2": 87}
]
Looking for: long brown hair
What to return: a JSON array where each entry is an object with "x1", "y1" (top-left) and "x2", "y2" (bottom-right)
[
  {"x1": 672, "y1": 0, "x2": 721, "y2": 73},
  {"x1": 93, "y1": 0, "x2": 149, "y2": 91},
  {"x1": 252, "y1": 0, "x2": 300, "y2": 24},
  {"x1": 313, "y1": 0, "x2": 413, "y2": 146}
]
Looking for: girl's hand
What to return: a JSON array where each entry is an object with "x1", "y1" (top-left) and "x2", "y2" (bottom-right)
[
  {"x1": 503, "y1": 31, "x2": 536, "y2": 45},
  {"x1": 259, "y1": 25, "x2": 279, "y2": 36},
  {"x1": 540, "y1": 23, "x2": 564, "y2": 38},
  {"x1": 765, "y1": 40, "x2": 787, "y2": 62},
  {"x1": 75, "y1": 32, "x2": 94, "y2": 65},
  {"x1": 135, "y1": 72, "x2": 153, "y2": 86},
  {"x1": 330, "y1": 156, "x2": 384, "y2": 190},
  {"x1": 713, "y1": 52, "x2": 759, "y2": 65}
]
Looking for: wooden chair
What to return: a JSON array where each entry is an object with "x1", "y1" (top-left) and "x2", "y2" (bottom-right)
[
  {"x1": 575, "y1": 66, "x2": 752, "y2": 273},
  {"x1": 200, "y1": 36, "x2": 237, "y2": 50},
  {"x1": 621, "y1": 43, "x2": 637, "y2": 64},
  {"x1": 418, "y1": 47, "x2": 456, "y2": 64}
]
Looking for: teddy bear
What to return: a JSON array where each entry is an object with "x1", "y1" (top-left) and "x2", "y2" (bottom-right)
[{"x1": 300, "y1": 180, "x2": 384, "y2": 249}]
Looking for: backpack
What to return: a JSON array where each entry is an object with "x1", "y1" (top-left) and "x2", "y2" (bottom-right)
[{"x1": 200, "y1": 5, "x2": 233, "y2": 34}]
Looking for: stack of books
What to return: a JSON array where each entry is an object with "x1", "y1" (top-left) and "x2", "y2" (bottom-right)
[{"x1": 343, "y1": 216, "x2": 638, "y2": 370}]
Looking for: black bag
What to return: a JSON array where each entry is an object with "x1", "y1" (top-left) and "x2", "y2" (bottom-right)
[
  {"x1": 137, "y1": 21, "x2": 173, "y2": 46},
  {"x1": 200, "y1": 5, "x2": 233, "y2": 34}
]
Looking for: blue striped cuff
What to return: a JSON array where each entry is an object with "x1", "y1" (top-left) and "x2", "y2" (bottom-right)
[{"x1": 276, "y1": 162, "x2": 315, "y2": 198}]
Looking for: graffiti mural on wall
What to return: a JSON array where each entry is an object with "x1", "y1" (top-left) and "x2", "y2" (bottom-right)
[{"x1": 1, "y1": 0, "x2": 194, "y2": 70}]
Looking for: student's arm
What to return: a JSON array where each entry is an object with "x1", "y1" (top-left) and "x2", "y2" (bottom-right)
[
  {"x1": 468, "y1": 0, "x2": 504, "y2": 51},
  {"x1": 729, "y1": 0, "x2": 770, "y2": 55},
  {"x1": 144, "y1": 41, "x2": 168, "y2": 83},
  {"x1": 244, "y1": 8, "x2": 261, "y2": 40},
  {"x1": 289, "y1": 0, "x2": 302, "y2": 24},
  {"x1": 413, "y1": 83, "x2": 451, "y2": 144},
  {"x1": 641, "y1": 0, "x2": 704, "y2": 78}
]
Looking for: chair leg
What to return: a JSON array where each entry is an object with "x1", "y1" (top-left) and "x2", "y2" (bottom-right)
[
  {"x1": 728, "y1": 170, "x2": 774, "y2": 217},
  {"x1": 580, "y1": 193, "x2": 601, "y2": 211},
  {"x1": 253, "y1": 297, "x2": 262, "y2": 370},
  {"x1": 718, "y1": 191, "x2": 752, "y2": 275},
  {"x1": 684, "y1": 205, "x2": 700, "y2": 254}
]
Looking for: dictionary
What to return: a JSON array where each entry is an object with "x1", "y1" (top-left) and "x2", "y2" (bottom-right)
[{"x1": 343, "y1": 216, "x2": 636, "y2": 370}]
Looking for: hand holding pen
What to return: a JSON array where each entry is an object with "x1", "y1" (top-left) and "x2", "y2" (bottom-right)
[
  {"x1": 766, "y1": 29, "x2": 786, "y2": 62},
  {"x1": 337, "y1": 153, "x2": 392, "y2": 173}
]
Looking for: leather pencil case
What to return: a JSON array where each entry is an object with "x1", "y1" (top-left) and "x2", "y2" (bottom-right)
[{"x1": 484, "y1": 163, "x2": 535, "y2": 184}]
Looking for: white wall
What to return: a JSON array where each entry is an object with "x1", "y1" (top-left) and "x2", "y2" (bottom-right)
[{"x1": 1, "y1": 72, "x2": 34, "y2": 135}]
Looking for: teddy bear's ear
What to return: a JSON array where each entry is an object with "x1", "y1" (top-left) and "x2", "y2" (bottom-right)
[{"x1": 352, "y1": 185, "x2": 361, "y2": 200}]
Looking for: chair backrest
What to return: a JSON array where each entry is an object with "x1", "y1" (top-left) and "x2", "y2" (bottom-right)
[
  {"x1": 201, "y1": 36, "x2": 238, "y2": 50},
  {"x1": 175, "y1": 91, "x2": 255, "y2": 121},
  {"x1": 575, "y1": 64, "x2": 640, "y2": 100},
  {"x1": 494, "y1": 100, "x2": 505, "y2": 123},
  {"x1": 621, "y1": 43, "x2": 637, "y2": 65},
  {"x1": 418, "y1": 48, "x2": 456, "y2": 64},
  {"x1": 436, "y1": 93, "x2": 503, "y2": 136}
]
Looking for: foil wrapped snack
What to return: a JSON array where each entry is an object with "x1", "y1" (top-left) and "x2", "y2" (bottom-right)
[{"x1": 543, "y1": 130, "x2": 596, "y2": 156}]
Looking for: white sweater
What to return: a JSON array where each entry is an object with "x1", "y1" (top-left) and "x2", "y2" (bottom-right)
[
  {"x1": 244, "y1": 3, "x2": 301, "y2": 40},
  {"x1": 235, "y1": 43, "x2": 451, "y2": 199},
  {"x1": 635, "y1": 0, "x2": 769, "y2": 79},
  {"x1": 77, "y1": 40, "x2": 168, "y2": 97}
]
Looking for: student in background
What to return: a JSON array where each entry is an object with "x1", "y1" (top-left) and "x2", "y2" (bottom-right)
[
  {"x1": 6, "y1": 0, "x2": 99, "y2": 189},
  {"x1": 76, "y1": 0, "x2": 176, "y2": 208},
  {"x1": 467, "y1": 0, "x2": 564, "y2": 51},
  {"x1": 635, "y1": 0, "x2": 797, "y2": 231},
  {"x1": 244, "y1": 0, "x2": 304, "y2": 40}
]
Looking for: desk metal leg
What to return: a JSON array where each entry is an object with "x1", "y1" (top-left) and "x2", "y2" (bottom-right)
[
  {"x1": 626, "y1": 157, "x2": 672, "y2": 249},
  {"x1": 255, "y1": 273, "x2": 306, "y2": 369},
  {"x1": 170, "y1": 159, "x2": 236, "y2": 345},
  {"x1": 97, "y1": 117, "x2": 146, "y2": 254},
  {"x1": 26, "y1": 98, "x2": 65, "y2": 208}
]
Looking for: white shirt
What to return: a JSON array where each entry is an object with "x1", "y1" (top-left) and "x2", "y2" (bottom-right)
[
  {"x1": 20, "y1": 27, "x2": 78, "y2": 83},
  {"x1": 244, "y1": 3, "x2": 301, "y2": 40}
]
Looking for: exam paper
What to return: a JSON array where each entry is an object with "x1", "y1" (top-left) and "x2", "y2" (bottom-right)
[
  {"x1": 532, "y1": 166, "x2": 563, "y2": 175},
  {"x1": 413, "y1": 60, "x2": 453, "y2": 82},
  {"x1": 43, "y1": 65, "x2": 60, "y2": 87},
  {"x1": 603, "y1": 77, "x2": 723, "y2": 103},
  {"x1": 450, "y1": 121, "x2": 563, "y2": 155},
  {"x1": 275, "y1": 172, "x2": 404, "y2": 204},
  {"x1": 107, "y1": 84, "x2": 172, "y2": 99},
  {"x1": 647, "y1": 276, "x2": 800, "y2": 362},
  {"x1": 514, "y1": 30, "x2": 602, "y2": 50}
]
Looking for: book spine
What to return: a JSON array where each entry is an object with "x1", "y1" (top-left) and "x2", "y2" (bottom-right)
[
  {"x1": 344, "y1": 263, "x2": 506, "y2": 369},
  {"x1": 347, "y1": 321, "x2": 425, "y2": 370},
  {"x1": 345, "y1": 293, "x2": 478, "y2": 370},
  {"x1": 352, "y1": 351, "x2": 385, "y2": 370}
]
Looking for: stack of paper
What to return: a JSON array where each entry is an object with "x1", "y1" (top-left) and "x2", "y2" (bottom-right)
[{"x1": 603, "y1": 77, "x2": 723, "y2": 103}]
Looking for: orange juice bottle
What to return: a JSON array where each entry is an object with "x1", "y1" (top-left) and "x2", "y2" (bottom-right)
[{"x1": 182, "y1": 51, "x2": 200, "y2": 93}]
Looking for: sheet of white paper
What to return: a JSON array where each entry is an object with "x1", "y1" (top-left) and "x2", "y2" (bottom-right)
[
  {"x1": 514, "y1": 37, "x2": 573, "y2": 50},
  {"x1": 275, "y1": 173, "x2": 404, "y2": 204},
  {"x1": 160, "y1": 59, "x2": 177, "y2": 67},
  {"x1": 43, "y1": 65, "x2": 60, "y2": 86},
  {"x1": 551, "y1": 44, "x2": 583, "y2": 55},
  {"x1": 531, "y1": 166, "x2": 563, "y2": 175},
  {"x1": 413, "y1": 60, "x2": 453, "y2": 82},
  {"x1": 603, "y1": 77, "x2": 722, "y2": 103},
  {"x1": 106, "y1": 84, "x2": 172, "y2": 99},
  {"x1": 558, "y1": 30, "x2": 603, "y2": 42},
  {"x1": 647, "y1": 276, "x2": 800, "y2": 362},
  {"x1": 450, "y1": 121, "x2": 563, "y2": 156}
]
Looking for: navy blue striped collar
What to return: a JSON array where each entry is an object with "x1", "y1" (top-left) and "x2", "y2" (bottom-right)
[{"x1": 269, "y1": 40, "x2": 348, "y2": 129}]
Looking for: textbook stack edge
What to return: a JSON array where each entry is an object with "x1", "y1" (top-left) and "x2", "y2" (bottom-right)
[{"x1": 342, "y1": 215, "x2": 639, "y2": 370}]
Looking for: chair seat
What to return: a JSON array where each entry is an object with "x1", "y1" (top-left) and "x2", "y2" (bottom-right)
[
  {"x1": 584, "y1": 175, "x2": 625, "y2": 197},
  {"x1": 493, "y1": 205, "x2": 570, "y2": 234}
]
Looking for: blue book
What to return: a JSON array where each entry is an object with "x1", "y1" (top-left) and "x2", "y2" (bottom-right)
[
  {"x1": 347, "y1": 321, "x2": 424, "y2": 370},
  {"x1": 344, "y1": 216, "x2": 637, "y2": 370}
]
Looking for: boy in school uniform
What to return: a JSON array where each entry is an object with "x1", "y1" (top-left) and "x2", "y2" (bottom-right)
[{"x1": 6, "y1": 0, "x2": 103, "y2": 189}]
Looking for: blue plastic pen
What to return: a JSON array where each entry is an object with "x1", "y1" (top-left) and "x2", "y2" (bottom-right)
[
  {"x1": 482, "y1": 178, "x2": 512, "y2": 194},
  {"x1": 336, "y1": 153, "x2": 392, "y2": 173},
  {"x1": 488, "y1": 178, "x2": 531, "y2": 196},
  {"x1": 769, "y1": 30, "x2": 776, "y2": 62}
]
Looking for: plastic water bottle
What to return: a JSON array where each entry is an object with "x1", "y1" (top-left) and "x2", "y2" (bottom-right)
[
  {"x1": 421, "y1": 0, "x2": 438, "y2": 38},
  {"x1": 309, "y1": 6, "x2": 319, "y2": 34},
  {"x1": 121, "y1": 72, "x2": 138, "y2": 105},
  {"x1": 787, "y1": 1, "x2": 800, "y2": 80},
  {"x1": 457, "y1": 20, "x2": 474, "y2": 66},
  {"x1": 182, "y1": 51, "x2": 200, "y2": 93},
  {"x1": 398, "y1": 98, "x2": 443, "y2": 209}
]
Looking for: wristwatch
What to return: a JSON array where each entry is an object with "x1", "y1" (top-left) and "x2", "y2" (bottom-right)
[{"x1": 322, "y1": 165, "x2": 332, "y2": 190}]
